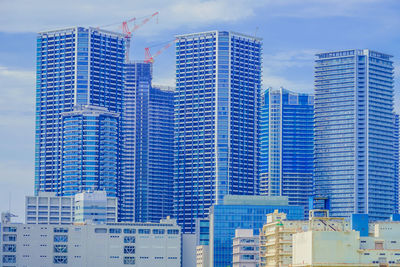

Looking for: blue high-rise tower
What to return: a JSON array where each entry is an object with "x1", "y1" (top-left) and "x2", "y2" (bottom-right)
[
  {"x1": 314, "y1": 49, "x2": 397, "y2": 220},
  {"x1": 35, "y1": 27, "x2": 127, "y2": 195},
  {"x1": 120, "y1": 61, "x2": 174, "y2": 222},
  {"x1": 174, "y1": 31, "x2": 262, "y2": 233},
  {"x1": 61, "y1": 106, "x2": 119, "y2": 197},
  {"x1": 260, "y1": 88, "x2": 314, "y2": 215}
]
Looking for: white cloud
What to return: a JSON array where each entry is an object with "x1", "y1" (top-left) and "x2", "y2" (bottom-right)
[
  {"x1": 0, "y1": 66, "x2": 35, "y2": 127},
  {"x1": 263, "y1": 69, "x2": 313, "y2": 94},
  {"x1": 262, "y1": 49, "x2": 315, "y2": 93},
  {"x1": 0, "y1": 0, "x2": 262, "y2": 34},
  {"x1": 264, "y1": 49, "x2": 317, "y2": 70},
  {"x1": 0, "y1": 0, "x2": 391, "y2": 34}
]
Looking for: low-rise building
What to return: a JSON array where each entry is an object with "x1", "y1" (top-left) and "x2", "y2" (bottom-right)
[
  {"x1": 209, "y1": 195, "x2": 304, "y2": 267},
  {"x1": 25, "y1": 191, "x2": 117, "y2": 225},
  {"x1": 25, "y1": 192, "x2": 74, "y2": 225},
  {"x1": 232, "y1": 229, "x2": 259, "y2": 267},
  {"x1": 260, "y1": 210, "x2": 350, "y2": 267},
  {"x1": 259, "y1": 210, "x2": 400, "y2": 267},
  {"x1": 0, "y1": 216, "x2": 181, "y2": 267},
  {"x1": 74, "y1": 190, "x2": 117, "y2": 224}
]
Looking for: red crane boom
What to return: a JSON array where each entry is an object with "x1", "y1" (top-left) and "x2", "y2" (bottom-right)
[
  {"x1": 144, "y1": 38, "x2": 178, "y2": 63},
  {"x1": 123, "y1": 12, "x2": 159, "y2": 38}
]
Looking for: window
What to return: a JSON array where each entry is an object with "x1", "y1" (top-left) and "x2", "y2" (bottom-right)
[
  {"x1": 3, "y1": 244, "x2": 16, "y2": 252},
  {"x1": 138, "y1": 229, "x2": 150, "y2": 234},
  {"x1": 124, "y1": 229, "x2": 136, "y2": 234},
  {"x1": 3, "y1": 234, "x2": 17, "y2": 242},
  {"x1": 54, "y1": 235, "x2": 68, "y2": 242},
  {"x1": 2, "y1": 255, "x2": 16, "y2": 263},
  {"x1": 167, "y1": 229, "x2": 179, "y2": 235},
  {"x1": 124, "y1": 246, "x2": 135, "y2": 254},
  {"x1": 54, "y1": 255, "x2": 68, "y2": 264},
  {"x1": 3, "y1": 227, "x2": 17, "y2": 232},
  {"x1": 54, "y1": 244, "x2": 68, "y2": 253},
  {"x1": 124, "y1": 236, "x2": 135, "y2": 243},
  {"x1": 124, "y1": 256, "x2": 135, "y2": 264},
  {"x1": 54, "y1": 227, "x2": 68, "y2": 233},
  {"x1": 153, "y1": 229, "x2": 165, "y2": 234}
]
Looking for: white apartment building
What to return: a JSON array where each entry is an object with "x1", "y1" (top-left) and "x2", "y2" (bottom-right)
[
  {"x1": 25, "y1": 191, "x2": 117, "y2": 225},
  {"x1": 232, "y1": 229, "x2": 259, "y2": 267},
  {"x1": 1, "y1": 217, "x2": 181, "y2": 267}
]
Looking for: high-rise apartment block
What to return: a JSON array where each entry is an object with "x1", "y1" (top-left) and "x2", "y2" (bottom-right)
[
  {"x1": 120, "y1": 62, "x2": 174, "y2": 222},
  {"x1": 61, "y1": 106, "x2": 120, "y2": 197},
  {"x1": 174, "y1": 31, "x2": 262, "y2": 233},
  {"x1": 260, "y1": 88, "x2": 314, "y2": 214},
  {"x1": 35, "y1": 28, "x2": 174, "y2": 223},
  {"x1": 314, "y1": 49, "x2": 397, "y2": 220},
  {"x1": 35, "y1": 27, "x2": 127, "y2": 195}
]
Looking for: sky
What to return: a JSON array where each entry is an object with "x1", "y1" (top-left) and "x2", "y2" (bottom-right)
[{"x1": 0, "y1": 0, "x2": 399, "y2": 220}]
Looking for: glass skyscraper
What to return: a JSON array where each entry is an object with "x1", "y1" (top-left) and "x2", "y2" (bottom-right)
[
  {"x1": 61, "y1": 106, "x2": 119, "y2": 197},
  {"x1": 120, "y1": 62, "x2": 174, "y2": 222},
  {"x1": 35, "y1": 27, "x2": 127, "y2": 195},
  {"x1": 209, "y1": 195, "x2": 304, "y2": 267},
  {"x1": 260, "y1": 88, "x2": 314, "y2": 215},
  {"x1": 314, "y1": 49, "x2": 397, "y2": 220},
  {"x1": 174, "y1": 31, "x2": 262, "y2": 233}
]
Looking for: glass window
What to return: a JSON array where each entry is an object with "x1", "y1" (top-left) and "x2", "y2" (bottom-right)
[
  {"x1": 54, "y1": 235, "x2": 68, "y2": 242},
  {"x1": 124, "y1": 246, "x2": 135, "y2": 254},
  {"x1": 124, "y1": 236, "x2": 135, "y2": 243},
  {"x1": 124, "y1": 256, "x2": 135, "y2": 264},
  {"x1": 123, "y1": 229, "x2": 136, "y2": 234},
  {"x1": 138, "y1": 229, "x2": 150, "y2": 234},
  {"x1": 53, "y1": 255, "x2": 68, "y2": 264},
  {"x1": 54, "y1": 244, "x2": 68, "y2": 253},
  {"x1": 2, "y1": 244, "x2": 16, "y2": 252}
]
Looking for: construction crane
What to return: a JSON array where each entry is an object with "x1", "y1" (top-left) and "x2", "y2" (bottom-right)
[
  {"x1": 122, "y1": 12, "x2": 159, "y2": 38},
  {"x1": 99, "y1": 12, "x2": 159, "y2": 38},
  {"x1": 144, "y1": 38, "x2": 178, "y2": 63}
]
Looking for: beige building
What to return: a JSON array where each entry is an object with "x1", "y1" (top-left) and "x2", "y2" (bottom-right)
[
  {"x1": 233, "y1": 229, "x2": 259, "y2": 267},
  {"x1": 196, "y1": 245, "x2": 209, "y2": 267},
  {"x1": 260, "y1": 210, "x2": 350, "y2": 267},
  {"x1": 276, "y1": 210, "x2": 400, "y2": 267}
]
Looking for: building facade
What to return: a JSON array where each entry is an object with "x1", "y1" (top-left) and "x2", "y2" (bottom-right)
[
  {"x1": 35, "y1": 27, "x2": 127, "y2": 196},
  {"x1": 74, "y1": 191, "x2": 118, "y2": 224},
  {"x1": 174, "y1": 31, "x2": 262, "y2": 233},
  {"x1": 232, "y1": 229, "x2": 259, "y2": 267},
  {"x1": 259, "y1": 210, "x2": 349, "y2": 267},
  {"x1": 260, "y1": 88, "x2": 314, "y2": 215},
  {"x1": 25, "y1": 191, "x2": 117, "y2": 225},
  {"x1": 209, "y1": 195, "x2": 304, "y2": 267},
  {"x1": 0, "y1": 218, "x2": 181, "y2": 267},
  {"x1": 25, "y1": 192, "x2": 74, "y2": 225},
  {"x1": 61, "y1": 106, "x2": 120, "y2": 197},
  {"x1": 292, "y1": 218, "x2": 400, "y2": 266},
  {"x1": 314, "y1": 49, "x2": 397, "y2": 220},
  {"x1": 120, "y1": 61, "x2": 174, "y2": 222}
]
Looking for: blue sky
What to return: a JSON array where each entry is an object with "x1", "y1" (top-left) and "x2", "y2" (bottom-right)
[{"x1": 0, "y1": 0, "x2": 399, "y2": 220}]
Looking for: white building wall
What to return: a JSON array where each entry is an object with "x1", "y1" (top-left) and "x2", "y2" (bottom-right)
[
  {"x1": 183, "y1": 233, "x2": 197, "y2": 267},
  {"x1": 1, "y1": 219, "x2": 181, "y2": 267},
  {"x1": 25, "y1": 191, "x2": 117, "y2": 225},
  {"x1": 25, "y1": 193, "x2": 74, "y2": 225}
]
